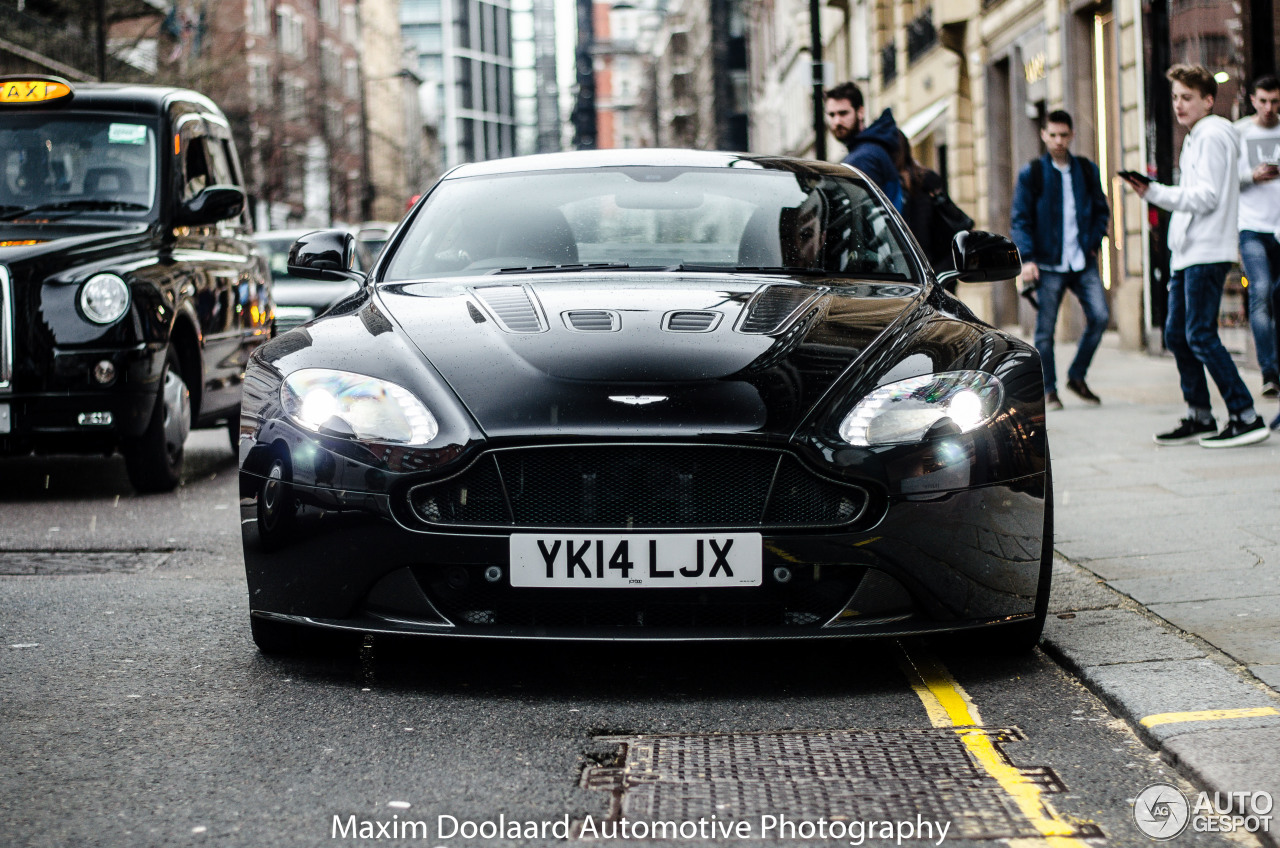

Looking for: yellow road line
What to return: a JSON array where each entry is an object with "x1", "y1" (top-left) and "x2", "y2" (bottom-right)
[
  {"x1": 1141, "y1": 707, "x2": 1280, "y2": 728},
  {"x1": 897, "y1": 644, "x2": 1091, "y2": 848}
]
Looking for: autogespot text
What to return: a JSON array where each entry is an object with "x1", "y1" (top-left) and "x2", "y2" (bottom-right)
[{"x1": 331, "y1": 813, "x2": 952, "y2": 845}]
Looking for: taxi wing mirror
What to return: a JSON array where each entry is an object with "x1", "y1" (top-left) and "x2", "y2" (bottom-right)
[
  {"x1": 287, "y1": 230, "x2": 367, "y2": 283},
  {"x1": 176, "y1": 185, "x2": 245, "y2": 226}
]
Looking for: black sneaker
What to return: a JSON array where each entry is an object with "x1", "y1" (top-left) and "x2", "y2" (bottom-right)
[
  {"x1": 1045, "y1": 391, "x2": 1063, "y2": 411},
  {"x1": 1198, "y1": 416, "x2": 1270, "y2": 448},
  {"x1": 1154, "y1": 417, "x2": 1217, "y2": 445},
  {"x1": 1262, "y1": 379, "x2": 1280, "y2": 399},
  {"x1": 1066, "y1": 377, "x2": 1101, "y2": 404}
]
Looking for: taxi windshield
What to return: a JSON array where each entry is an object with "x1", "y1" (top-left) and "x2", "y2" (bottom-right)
[
  {"x1": 0, "y1": 114, "x2": 159, "y2": 218},
  {"x1": 381, "y1": 167, "x2": 914, "y2": 281}
]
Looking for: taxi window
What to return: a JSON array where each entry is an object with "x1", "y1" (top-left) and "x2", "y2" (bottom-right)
[
  {"x1": 0, "y1": 115, "x2": 158, "y2": 213},
  {"x1": 181, "y1": 137, "x2": 210, "y2": 201}
]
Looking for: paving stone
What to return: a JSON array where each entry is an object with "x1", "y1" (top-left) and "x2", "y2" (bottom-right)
[
  {"x1": 1148, "y1": 598, "x2": 1280, "y2": 667},
  {"x1": 1111, "y1": 565, "x2": 1280, "y2": 605},
  {"x1": 1250, "y1": 665, "x2": 1280, "y2": 691},
  {"x1": 1043, "y1": 609, "x2": 1205, "y2": 666}
]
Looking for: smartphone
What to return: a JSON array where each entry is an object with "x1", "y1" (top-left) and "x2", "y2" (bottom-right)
[{"x1": 1117, "y1": 170, "x2": 1151, "y2": 185}]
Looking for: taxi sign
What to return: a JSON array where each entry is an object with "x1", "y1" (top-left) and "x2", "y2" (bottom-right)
[{"x1": 0, "y1": 76, "x2": 74, "y2": 106}]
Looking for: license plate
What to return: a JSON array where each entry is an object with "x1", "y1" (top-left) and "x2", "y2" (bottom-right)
[
  {"x1": 510, "y1": 533, "x2": 762, "y2": 588},
  {"x1": 0, "y1": 403, "x2": 9, "y2": 434}
]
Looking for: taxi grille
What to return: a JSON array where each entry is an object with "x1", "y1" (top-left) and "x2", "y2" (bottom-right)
[{"x1": 407, "y1": 445, "x2": 870, "y2": 530}]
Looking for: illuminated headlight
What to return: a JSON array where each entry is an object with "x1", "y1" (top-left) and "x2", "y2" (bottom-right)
[
  {"x1": 839, "y1": 371, "x2": 1004, "y2": 446},
  {"x1": 79, "y1": 274, "x2": 130, "y2": 324},
  {"x1": 281, "y1": 368, "x2": 439, "y2": 445}
]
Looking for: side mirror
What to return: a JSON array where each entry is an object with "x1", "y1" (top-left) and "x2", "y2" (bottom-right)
[
  {"x1": 946, "y1": 231, "x2": 1022, "y2": 284},
  {"x1": 287, "y1": 230, "x2": 366, "y2": 283},
  {"x1": 176, "y1": 185, "x2": 245, "y2": 225}
]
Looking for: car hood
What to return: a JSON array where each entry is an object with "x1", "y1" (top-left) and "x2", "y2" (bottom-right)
[
  {"x1": 375, "y1": 273, "x2": 926, "y2": 439},
  {"x1": 0, "y1": 222, "x2": 154, "y2": 277}
]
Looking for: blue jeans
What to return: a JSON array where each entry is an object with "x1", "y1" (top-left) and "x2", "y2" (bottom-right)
[
  {"x1": 1033, "y1": 261, "x2": 1110, "y2": 394},
  {"x1": 1165, "y1": 263, "x2": 1255, "y2": 416},
  {"x1": 1239, "y1": 230, "x2": 1280, "y2": 379}
]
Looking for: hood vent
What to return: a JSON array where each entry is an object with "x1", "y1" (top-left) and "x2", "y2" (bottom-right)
[
  {"x1": 472, "y1": 285, "x2": 546, "y2": 333},
  {"x1": 664, "y1": 311, "x2": 721, "y2": 333},
  {"x1": 563, "y1": 310, "x2": 619, "y2": 332},
  {"x1": 738, "y1": 285, "x2": 826, "y2": 334}
]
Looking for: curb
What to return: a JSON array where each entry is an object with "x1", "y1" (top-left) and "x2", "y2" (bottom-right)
[{"x1": 1041, "y1": 557, "x2": 1280, "y2": 848}]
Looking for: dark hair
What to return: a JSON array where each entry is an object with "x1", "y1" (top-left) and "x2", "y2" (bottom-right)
[
  {"x1": 1044, "y1": 109, "x2": 1073, "y2": 130},
  {"x1": 894, "y1": 129, "x2": 929, "y2": 194},
  {"x1": 1167, "y1": 64, "x2": 1217, "y2": 99},
  {"x1": 1254, "y1": 75, "x2": 1280, "y2": 94},
  {"x1": 823, "y1": 81, "x2": 864, "y2": 110}
]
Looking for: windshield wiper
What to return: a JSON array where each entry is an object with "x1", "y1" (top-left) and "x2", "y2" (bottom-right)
[
  {"x1": 0, "y1": 199, "x2": 150, "y2": 221},
  {"x1": 669, "y1": 264, "x2": 833, "y2": 276},
  {"x1": 492, "y1": 262, "x2": 632, "y2": 275}
]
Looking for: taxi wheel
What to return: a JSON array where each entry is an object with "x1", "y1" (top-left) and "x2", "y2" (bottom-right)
[{"x1": 123, "y1": 347, "x2": 190, "y2": 493}]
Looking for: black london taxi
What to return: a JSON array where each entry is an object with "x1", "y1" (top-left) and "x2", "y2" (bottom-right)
[{"x1": 0, "y1": 76, "x2": 272, "y2": 491}]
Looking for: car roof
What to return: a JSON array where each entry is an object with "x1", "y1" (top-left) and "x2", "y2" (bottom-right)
[
  {"x1": 444, "y1": 148, "x2": 858, "y2": 181},
  {"x1": 4, "y1": 81, "x2": 224, "y2": 118}
]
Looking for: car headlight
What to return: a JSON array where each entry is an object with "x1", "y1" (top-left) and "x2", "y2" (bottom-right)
[
  {"x1": 839, "y1": 370, "x2": 1004, "y2": 446},
  {"x1": 281, "y1": 368, "x2": 439, "y2": 445},
  {"x1": 79, "y1": 273, "x2": 130, "y2": 324}
]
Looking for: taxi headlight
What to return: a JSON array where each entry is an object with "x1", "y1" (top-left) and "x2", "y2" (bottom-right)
[
  {"x1": 839, "y1": 371, "x2": 1004, "y2": 446},
  {"x1": 79, "y1": 273, "x2": 131, "y2": 324},
  {"x1": 281, "y1": 368, "x2": 438, "y2": 445}
]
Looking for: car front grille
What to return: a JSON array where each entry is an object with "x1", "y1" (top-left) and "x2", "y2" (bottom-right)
[
  {"x1": 413, "y1": 562, "x2": 866, "y2": 631},
  {"x1": 407, "y1": 444, "x2": 870, "y2": 530}
]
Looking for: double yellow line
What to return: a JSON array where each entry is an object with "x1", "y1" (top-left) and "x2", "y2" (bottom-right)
[{"x1": 897, "y1": 644, "x2": 1093, "y2": 848}]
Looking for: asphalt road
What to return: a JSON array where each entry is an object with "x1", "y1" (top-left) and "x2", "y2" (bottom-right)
[{"x1": 0, "y1": 431, "x2": 1261, "y2": 847}]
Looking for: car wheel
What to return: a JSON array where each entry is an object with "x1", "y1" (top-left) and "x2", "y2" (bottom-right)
[
  {"x1": 250, "y1": 615, "x2": 356, "y2": 656},
  {"x1": 973, "y1": 460, "x2": 1054, "y2": 654},
  {"x1": 123, "y1": 347, "x2": 191, "y2": 493},
  {"x1": 250, "y1": 615, "x2": 310, "y2": 655},
  {"x1": 226, "y1": 406, "x2": 241, "y2": 453},
  {"x1": 256, "y1": 454, "x2": 296, "y2": 550}
]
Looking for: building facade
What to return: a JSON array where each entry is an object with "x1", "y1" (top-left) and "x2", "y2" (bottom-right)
[
  {"x1": 402, "y1": 0, "x2": 518, "y2": 167},
  {"x1": 749, "y1": 0, "x2": 1277, "y2": 356}
]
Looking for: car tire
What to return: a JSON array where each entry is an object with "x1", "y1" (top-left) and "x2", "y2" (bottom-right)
[
  {"x1": 250, "y1": 615, "x2": 310, "y2": 655},
  {"x1": 972, "y1": 460, "x2": 1054, "y2": 654},
  {"x1": 255, "y1": 453, "x2": 296, "y2": 551},
  {"x1": 123, "y1": 347, "x2": 190, "y2": 493},
  {"x1": 250, "y1": 615, "x2": 357, "y2": 656},
  {"x1": 226, "y1": 406, "x2": 241, "y2": 453}
]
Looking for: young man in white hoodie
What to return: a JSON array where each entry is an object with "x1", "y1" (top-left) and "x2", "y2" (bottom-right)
[{"x1": 1122, "y1": 64, "x2": 1269, "y2": 447}]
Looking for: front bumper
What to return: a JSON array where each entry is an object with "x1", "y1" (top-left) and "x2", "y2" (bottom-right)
[
  {"x1": 241, "y1": 469, "x2": 1047, "y2": 641},
  {"x1": 0, "y1": 345, "x2": 162, "y2": 454}
]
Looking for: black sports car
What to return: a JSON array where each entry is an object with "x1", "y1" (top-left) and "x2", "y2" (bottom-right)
[{"x1": 238, "y1": 149, "x2": 1049, "y2": 654}]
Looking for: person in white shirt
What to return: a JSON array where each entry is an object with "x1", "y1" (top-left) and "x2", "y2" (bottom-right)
[
  {"x1": 1123, "y1": 64, "x2": 1269, "y2": 447},
  {"x1": 1233, "y1": 76, "x2": 1280, "y2": 412}
]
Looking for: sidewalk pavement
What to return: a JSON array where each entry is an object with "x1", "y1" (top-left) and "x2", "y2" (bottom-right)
[{"x1": 1034, "y1": 331, "x2": 1280, "y2": 843}]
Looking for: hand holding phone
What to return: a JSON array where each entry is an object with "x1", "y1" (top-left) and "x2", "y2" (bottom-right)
[{"x1": 1117, "y1": 170, "x2": 1151, "y2": 186}]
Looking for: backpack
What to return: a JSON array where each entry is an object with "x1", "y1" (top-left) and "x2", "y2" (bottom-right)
[{"x1": 1030, "y1": 156, "x2": 1094, "y2": 198}]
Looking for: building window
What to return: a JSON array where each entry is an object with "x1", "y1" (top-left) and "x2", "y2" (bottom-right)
[
  {"x1": 344, "y1": 60, "x2": 360, "y2": 100},
  {"x1": 249, "y1": 0, "x2": 270, "y2": 35},
  {"x1": 249, "y1": 61, "x2": 271, "y2": 108},
  {"x1": 319, "y1": 0, "x2": 339, "y2": 26}
]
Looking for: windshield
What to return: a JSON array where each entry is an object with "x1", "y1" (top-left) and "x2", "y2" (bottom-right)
[
  {"x1": 381, "y1": 167, "x2": 914, "y2": 281},
  {"x1": 0, "y1": 114, "x2": 159, "y2": 217}
]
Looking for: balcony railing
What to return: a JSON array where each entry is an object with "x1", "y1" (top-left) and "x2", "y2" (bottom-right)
[
  {"x1": 880, "y1": 42, "x2": 897, "y2": 84},
  {"x1": 906, "y1": 7, "x2": 938, "y2": 64}
]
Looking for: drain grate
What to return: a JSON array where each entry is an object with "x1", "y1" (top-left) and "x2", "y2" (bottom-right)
[
  {"x1": 582, "y1": 729, "x2": 1095, "y2": 841},
  {"x1": 0, "y1": 550, "x2": 174, "y2": 575}
]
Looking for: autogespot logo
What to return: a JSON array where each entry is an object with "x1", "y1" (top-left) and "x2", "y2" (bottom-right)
[{"x1": 1134, "y1": 783, "x2": 1191, "y2": 840}]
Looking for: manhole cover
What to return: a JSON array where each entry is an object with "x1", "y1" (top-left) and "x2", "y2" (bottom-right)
[
  {"x1": 0, "y1": 550, "x2": 173, "y2": 575},
  {"x1": 582, "y1": 729, "x2": 1093, "y2": 841}
]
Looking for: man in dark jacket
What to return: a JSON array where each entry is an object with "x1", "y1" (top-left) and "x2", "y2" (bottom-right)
[
  {"x1": 1011, "y1": 109, "x2": 1111, "y2": 410},
  {"x1": 824, "y1": 82, "x2": 903, "y2": 211}
]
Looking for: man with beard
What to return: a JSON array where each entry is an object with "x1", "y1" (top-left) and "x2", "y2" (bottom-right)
[{"x1": 824, "y1": 81, "x2": 903, "y2": 211}]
